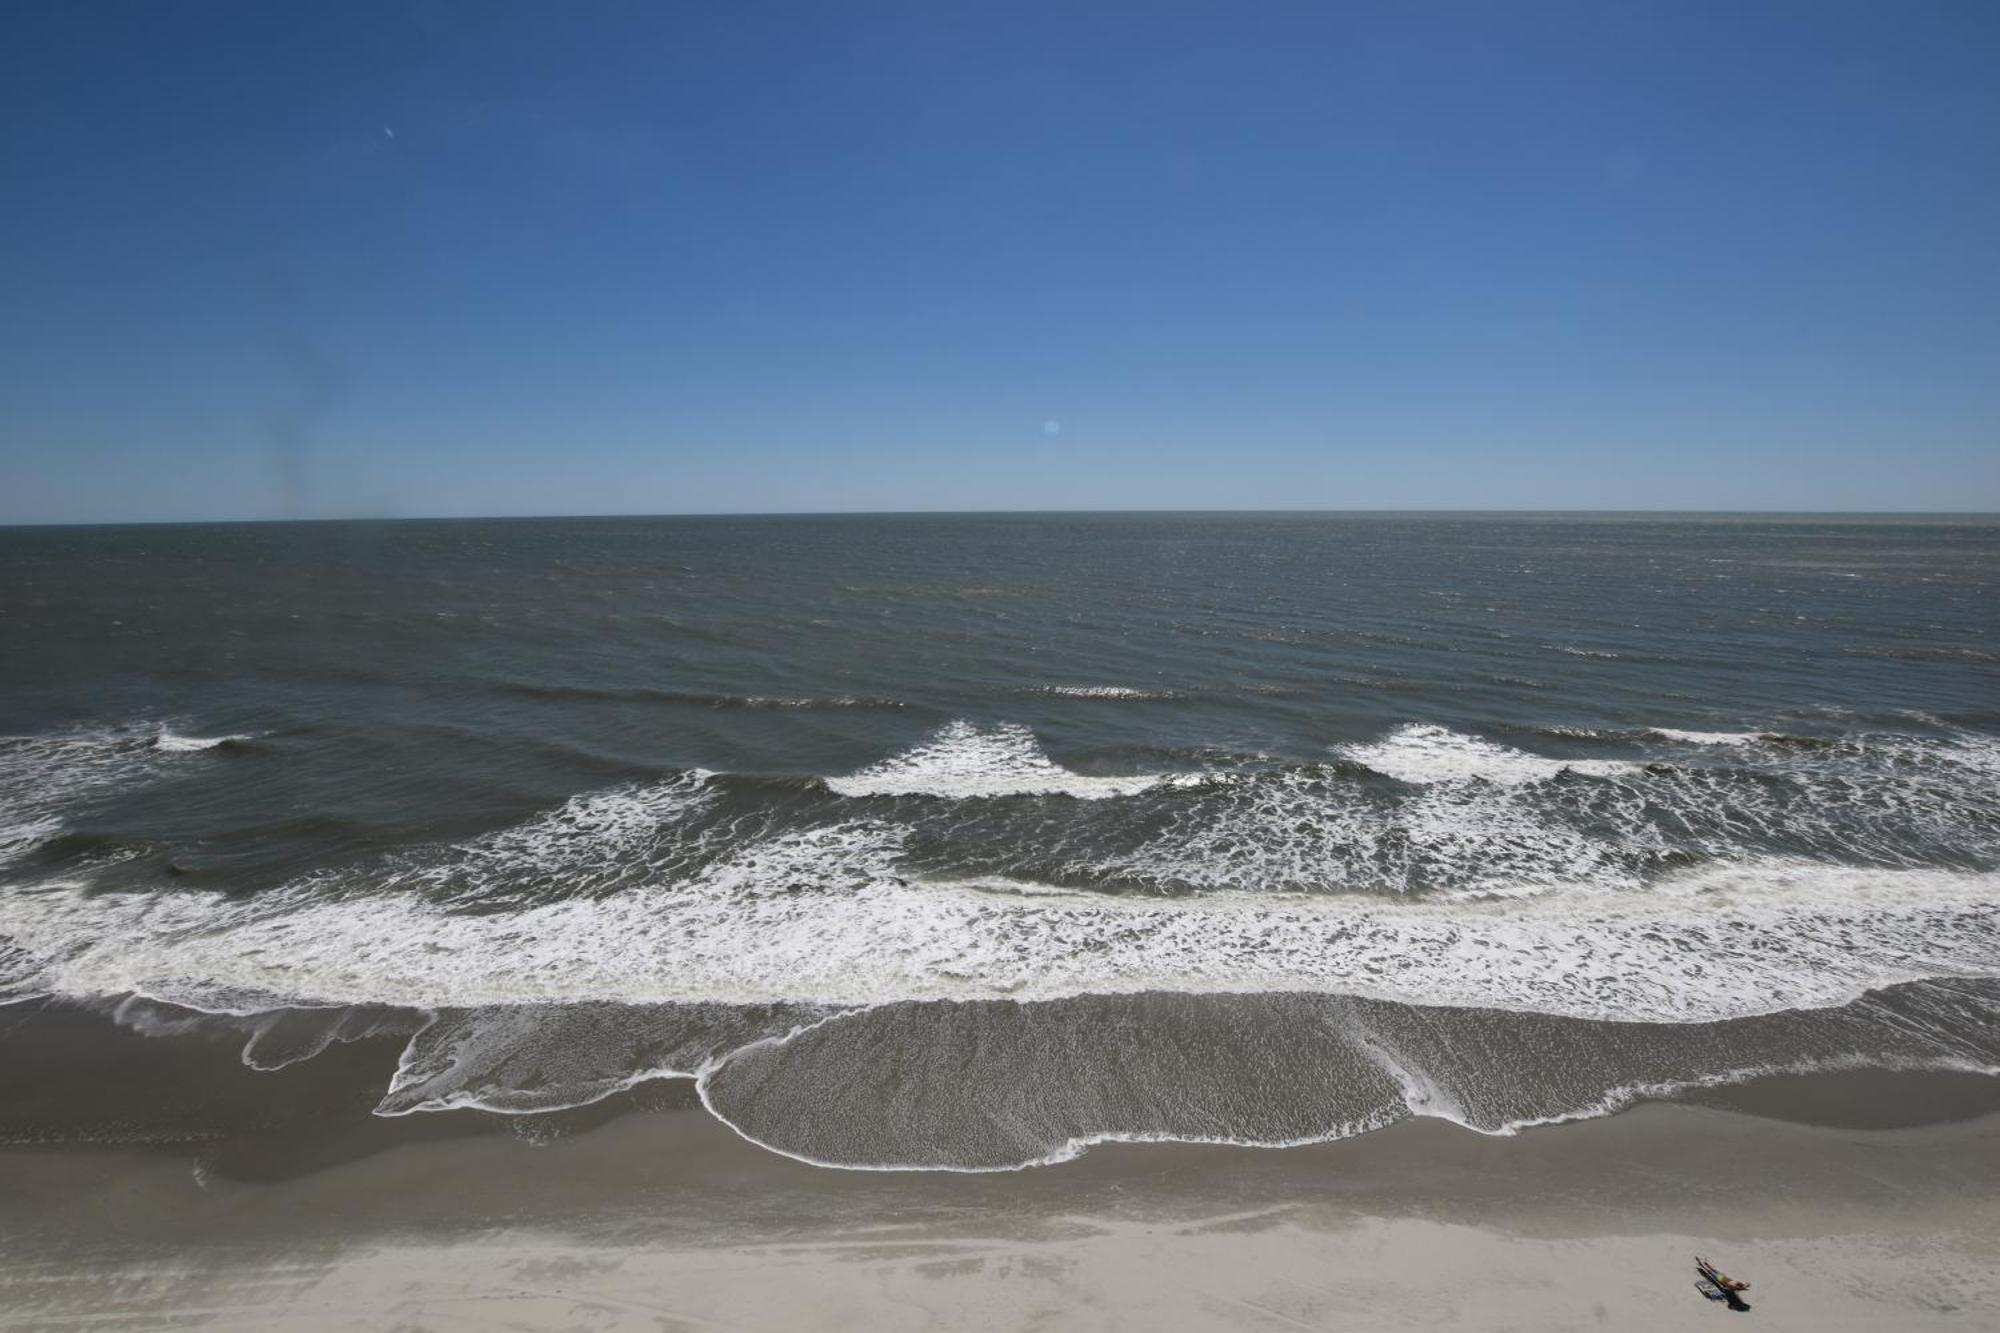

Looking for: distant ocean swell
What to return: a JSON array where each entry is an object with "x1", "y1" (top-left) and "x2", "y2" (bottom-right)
[{"x1": 4, "y1": 715, "x2": 2000, "y2": 1169}]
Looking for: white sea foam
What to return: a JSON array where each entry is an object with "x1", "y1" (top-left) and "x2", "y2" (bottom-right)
[
  {"x1": 0, "y1": 816, "x2": 63, "y2": 869},
  {"x1": 1938, "y1": 728, "x2": 2000, "y2": 781},
  {"x1": 1649, "y1": 727, "x2": 1766, "y2": 746},
  {"x1": 5, "y1": 831, "x2": 1999, "y2": 1024},
  {"x1": 1342, "y1": 724, "x2": 1636, "y2": 786},
  {"x1": 152, "y1": 730, "x2": 253, "y2": 753},
  {"x1": 7, "y1": 719, "x2": 1998, "y2": 1035},
  {"x1": 451, "y1": 773, "x2": 715, "y2": 872},
  {"x1": 1081, "y1": 765, "x2": 1631, "y2": 898},
  {"x1": 312, "y1": 770, "x2": 720, "y2": 910},
  {"x1": 826, "y1": 720, "x2": 1168, "y2": 799},
  {"x1": 1082, "y1": 720, "x2": 1999, "y2": 897}
]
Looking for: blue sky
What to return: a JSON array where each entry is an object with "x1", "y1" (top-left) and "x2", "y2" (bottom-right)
[{"x1": 3, "y1": 1, "x2": 1997, "y2": 521}]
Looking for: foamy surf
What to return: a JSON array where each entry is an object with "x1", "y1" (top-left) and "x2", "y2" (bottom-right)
[
  {"x1": 826, "y1": 720, "x2": 1171, "y2": 799},
  {"x1": 1649, "y1": 727, "x2": 1768, "y2": 746},
  {"x1": 152, "y1": 730, "x2": 253, "y2": 753},
  {"x1": 1341, "y1": 724, "x2": 1638, "y2": 785},
  {"x1": 6, "y1": 711, "x2": 2000, "y2": 1022},
  {"x1": 7, "y1": 852, "x2": 2000, "y2": 1023}
]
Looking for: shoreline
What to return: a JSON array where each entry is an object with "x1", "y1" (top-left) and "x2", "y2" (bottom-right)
[
  {"x1": 9, "y1": 995, "x2": 2000, "y2": 1168},
  {"x1": 5, "y1": 1071, "x2": 2000, "y2": 1331}
]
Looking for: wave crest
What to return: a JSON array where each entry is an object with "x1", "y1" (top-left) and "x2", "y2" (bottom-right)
[
  {"x1": 153, "y1": 730, "x2": 254, "y2": 753},
  {"x1": 826, "y1": 720, "x2": 1170, "y2": 800},
  {"x1": 1341, "y1": 724, "x2": 1636, "y2": 786}
]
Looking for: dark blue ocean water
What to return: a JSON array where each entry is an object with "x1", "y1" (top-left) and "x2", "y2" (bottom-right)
[{"x1": 3, "y1": 514, "x2": 1997, "y2": 1167}]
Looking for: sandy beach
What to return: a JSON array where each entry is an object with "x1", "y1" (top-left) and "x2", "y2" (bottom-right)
[{"x1": 5, "y1": 1066, "x2": 1998, "y2": 1332}]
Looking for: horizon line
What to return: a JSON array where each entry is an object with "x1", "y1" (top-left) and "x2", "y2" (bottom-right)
[{"x1": 6, "y1": 506, "x2": 2000, "y2": 531}]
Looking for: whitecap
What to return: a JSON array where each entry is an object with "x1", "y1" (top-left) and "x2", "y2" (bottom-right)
[
  {"x1": 153, "y1": 730, "x2": 253, "y2": 753},
  {"x1": 1341, "y1": 724, "x2": 1635, "y2": 786},
  {"x1": 826, "y1": 720, "x2": 1165, "y2": 800},
  {"x1": 1649, "y1": 727, "x2": 1766, "y2": 746}
]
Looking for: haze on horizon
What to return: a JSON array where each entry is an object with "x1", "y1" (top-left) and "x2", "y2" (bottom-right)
[{"x1": 3, "y1": 0, "x2": 1997, "y2": 525}]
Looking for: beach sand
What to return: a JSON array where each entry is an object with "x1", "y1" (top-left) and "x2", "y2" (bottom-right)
[{"x1": 4, "y1": 1066, "x2": 1998, "y2": 1332}]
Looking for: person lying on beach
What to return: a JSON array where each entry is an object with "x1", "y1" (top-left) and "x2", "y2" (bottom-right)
[{"x1": 1695, "y1": 1256, "x2": 1752, "y2": 1312}]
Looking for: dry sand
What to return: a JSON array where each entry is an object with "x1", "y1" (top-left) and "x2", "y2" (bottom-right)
[{"x1": 4, "y1": 1071, "x2": 1999, "y2": 1331}]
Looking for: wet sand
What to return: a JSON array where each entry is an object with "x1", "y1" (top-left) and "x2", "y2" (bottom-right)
[{"x1": 4, "y1": 1069, "x2": 1999, "y2": 1331}]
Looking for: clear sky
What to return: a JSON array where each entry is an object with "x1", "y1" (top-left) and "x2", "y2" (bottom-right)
[{"x1": 3, "y1": 1, "x2": 1997, "y2": 522}]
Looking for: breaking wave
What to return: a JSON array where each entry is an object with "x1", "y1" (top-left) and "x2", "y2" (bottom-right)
[
  {"x1": 1647, "y1": 727, "x2": 1768, "y2": 746},
  {"x1": 1340, "y1": 723, "x2": 1638, "y2": 785},
  {"x1": 826, "y1": 719, "x2": 1178, "y2": 800},
  {"x1": 152, "y1": 730, "x2": 256, "y2": 753}
]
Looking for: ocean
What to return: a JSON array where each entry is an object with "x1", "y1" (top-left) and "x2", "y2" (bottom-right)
[{"x1": 2, "y1": 512, "x2": 1997, "y2": 1170}]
